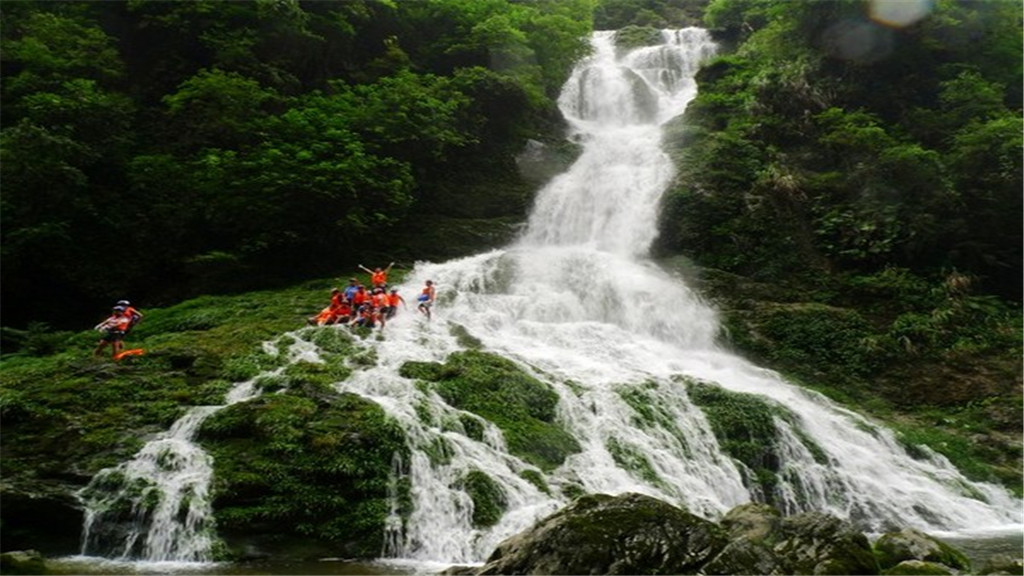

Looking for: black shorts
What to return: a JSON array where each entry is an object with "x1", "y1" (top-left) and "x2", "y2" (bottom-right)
[{"x1": 102, "y1": 330, "x2": 125, "y2": 342}]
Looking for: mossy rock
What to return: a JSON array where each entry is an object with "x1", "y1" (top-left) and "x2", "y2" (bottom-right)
[
  {"x1": 881, "y1": 560, "x2": 954, "y2": 575},
  {"x1": 874, "y1": 528, "x2": 970, "y2": 572},
  {"x1": 400, "y1": 350, "x2": 580, "y2": 471},
  {"x1": 686, "y1": 381, "x2": 783, "y2": 501},
  {"x1": 0, "y1": 550, "x2": 47, "y2": 575},
  {"x1": 774, "y1": 512, "x2": 880, "y2": 575},
  {"x1": 460, "y1": 469, "x2": 508, "y2": 528},
  {"x1": 478, "y1": 493, "x2": 726, "y2": 575},
  {"x1": 199, "y1": 387, "x2": 408, "y2": 558}
]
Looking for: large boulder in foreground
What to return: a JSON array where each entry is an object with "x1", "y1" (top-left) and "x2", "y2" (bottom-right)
[{"x1": 477, "y1": 492, "x2": 726, "y2": 575}]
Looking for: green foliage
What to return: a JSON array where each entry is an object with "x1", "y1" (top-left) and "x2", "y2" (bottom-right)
[
  {"x1": 1, "y1": 0, "x2": 592, "y2": 329},
  {"x1": 400, "y1": 350, "x2": 581, "y2": 471}
]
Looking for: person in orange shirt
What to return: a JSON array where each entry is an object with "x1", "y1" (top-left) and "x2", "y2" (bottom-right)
[
  {"x1": 359, "y1": 262, "x2": 395, "y2": 289},
  {"x1": 383, "y1": 287, "x2": 407, "y2": 320},
  {"x1": 94, "y1": 306, "x2": 132, "y2": 358},
  {"x1": 417, "y1": 280, "x2": 436, "y2": 320},
  {"x1": 351, "y1": 285, "x2": 370, "y2": 309}
]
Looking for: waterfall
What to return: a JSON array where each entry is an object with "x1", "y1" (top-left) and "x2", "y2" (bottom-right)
[
  {"x1": 72, "y1": 27, "x2": 1021, "y2": 569},
  {"x1": 77, "y1": 336, "x2": 322, "y2": 562},
  {"x1": 350, "y1": 28, "x2": 1021, "y2": 565}
]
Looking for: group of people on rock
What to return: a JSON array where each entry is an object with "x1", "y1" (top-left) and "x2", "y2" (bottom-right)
[
  {"x1": 91, "y1": 263, "x2": 437, "y2": 361},
  {"x1": 94, "y1": 300, "x2": 143, "y2": 358},
  {"x1": 307, "y1": 262, "x2": 437, "y2": 329}
]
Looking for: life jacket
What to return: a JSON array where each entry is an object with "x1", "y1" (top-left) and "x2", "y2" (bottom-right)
[
  {"x1": 123, "y1": 306, "x2": 142, "y2": 325},
  {"x1": 371, "y1": 270, "x2": 387, "y2": 285},
  {"x1": 373, "y1": 292, "x2": 389, "y2": 307},
  {"x1": 353, "y1": 290, "x2": 368, "y2": 305},
  {"x1": 316, "y1": 307, "x2": 334, "y2": 326},
  {"x1": 387, "y1": 293, "x2": 402, "y2": 306},
  {"x1": 330, "y1": 293, "x2": 345, "y2": 308},
  {"x1": 106, "y1": 315, "x2": 131, "y2": 332}
]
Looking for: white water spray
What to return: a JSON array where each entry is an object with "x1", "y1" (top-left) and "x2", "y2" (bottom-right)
[{"x1": 342, "y1": 29, "x2": 1020, "y2": 565}]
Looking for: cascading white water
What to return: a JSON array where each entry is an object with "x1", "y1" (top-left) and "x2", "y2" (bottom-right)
[
  {"x1": 342, "y1": 28, "x2": 1021, "y2": 565},
  {"x1": 78, "y1": 336, "x2": 322, "y2": 562}
]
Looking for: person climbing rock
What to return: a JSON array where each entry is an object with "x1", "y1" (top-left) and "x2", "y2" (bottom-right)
[
  {"x1": 116, "y1": 300, "x2": 143, "y2": 331},
  {"x1": 94, "y1": 306, "x2": 132, "y2": 358},
  {"x1": 383, "y1": 287, "x2": 407, "y2": 320}
]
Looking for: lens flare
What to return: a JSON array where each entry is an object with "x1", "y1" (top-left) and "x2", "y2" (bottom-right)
[{"x1": 869, "y1": 0, "x2": 933, "y2": 28}]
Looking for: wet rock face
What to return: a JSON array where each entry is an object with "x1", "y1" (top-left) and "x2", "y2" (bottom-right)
[
  {"x1": 874, "y1": 528, "x2": 971, "y2": 572},
  {"x1": 0, "y1": 485, "x2": 84, "y2": 556},
  {"x1": 477, "y1": 492, "x2": 727, "y2": 575},
  {"x1": 462, "y1": 495, "x2": 979, "y2": 576}
]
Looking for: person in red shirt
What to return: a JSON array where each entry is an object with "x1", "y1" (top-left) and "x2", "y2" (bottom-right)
[{"x1": 94, "y1": 306, "x2": 132, "y2": 358}]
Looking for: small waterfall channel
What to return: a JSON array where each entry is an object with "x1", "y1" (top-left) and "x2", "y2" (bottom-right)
[
  {"x1": 76, "y1": 335, "x2": 322, "y2": 563},
  {"x1": 73, "y1": 28, "x2": 1022, "y2": 570}
]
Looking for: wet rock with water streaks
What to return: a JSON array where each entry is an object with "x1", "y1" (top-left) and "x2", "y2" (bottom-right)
[{"x1": 476, "y1": 492, "x2": 726, "y2": 575}]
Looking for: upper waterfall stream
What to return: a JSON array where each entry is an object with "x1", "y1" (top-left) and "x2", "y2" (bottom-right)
[{"x1": 75, "y1": 28, "x2": 1021, "y2": 568}]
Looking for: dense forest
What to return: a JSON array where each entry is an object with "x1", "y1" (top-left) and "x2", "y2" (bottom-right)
[{"x1": 1, "y1": 0, "x2": 605, "y2": 329}]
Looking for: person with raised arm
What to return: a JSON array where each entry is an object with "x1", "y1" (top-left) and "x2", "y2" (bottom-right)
[{"x1": 359, "y1": 262, "x2": 395, "y2": 289}]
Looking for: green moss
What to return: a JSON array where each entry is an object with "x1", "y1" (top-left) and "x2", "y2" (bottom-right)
[
  {"x1": 616, "y1": 383, "x2": 690, "y2": 455},
  {"x1": 687, "y1": 381, "x2": 783, "y2": 500},
  {"x1": 449, "y1": 323, "x2": 483, "y2": 349},
  {"x1": 282, "y1": 360, "x2": 351, "y2": 389},
  {"x1": 422, "y1": 436, "x2": 455, "y2": 467},
  {"x1": 400, "y1": 350, "x2": 580, "y2": 471},
  {"x1": 606, "y1": 437, "x2": 665, "y2": 488},
  {"x1": 199, "y1": 387, "x2": 408, "y2": 557},
  {"x1": 460, "y1": 469, "x2": 507, "y2": 528},
  {"x1": 459, "y1": 414, "x2": 485, "y2": 441},
  {"x1": 519, "y1": 469, "x2": 550, "y2": 495}
]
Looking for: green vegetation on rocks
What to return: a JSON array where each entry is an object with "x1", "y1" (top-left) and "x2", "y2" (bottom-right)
[
  {"x1": 199, "y1": 386, "x2": 409, "y2": 558},
  {"x1": 399, "y1": 350, "x2": 580, "y2": 471},
  {"x1": 459, "y1": 469, "x2": 508, "y2": 528},
  {"x1": 687, "y1": 380, "x2": 827, "y2": 502},
  {"x1": 651, "y1": 0, "x2": 1023, "y2": 495}
]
